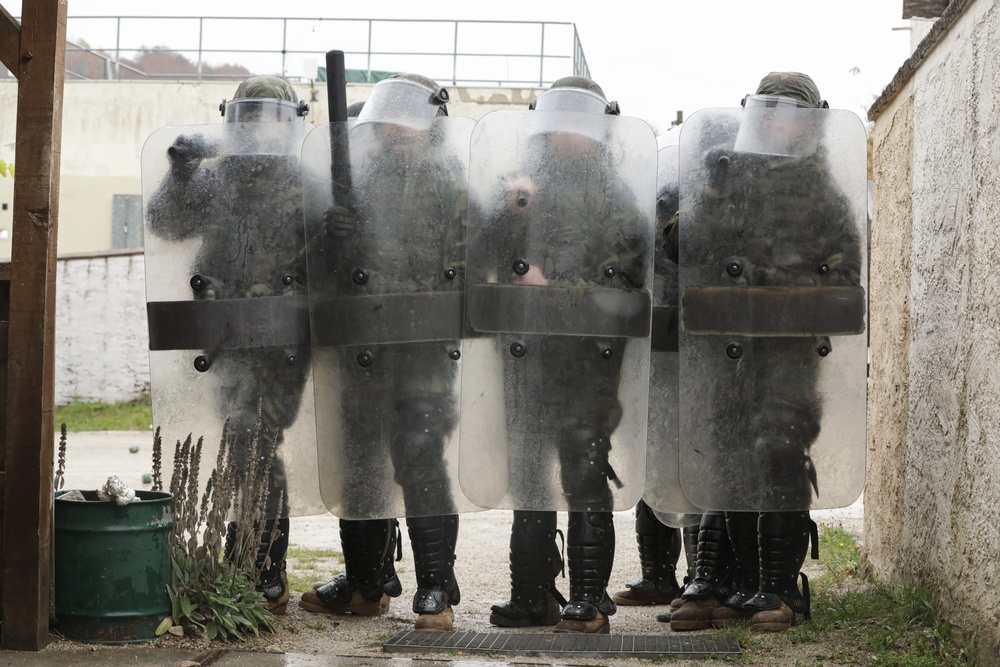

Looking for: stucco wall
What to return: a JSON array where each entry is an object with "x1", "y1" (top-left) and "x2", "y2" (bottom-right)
[
  {"x1": 869, "y1": 0, "x2": 1000, "y2": 659},
  {"x1": 54, "y1": 251, "x2": 150, "y2": 406},
  {"x1": 0, "y1": 79, "x2": 543, "y2": 260}
]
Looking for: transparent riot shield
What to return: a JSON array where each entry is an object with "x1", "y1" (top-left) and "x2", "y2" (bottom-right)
[
  {"x1": 141, "y1": 121, "x2": 324, "y2": 518},
  {"x1": 459, "y1": 110, "x2": 657, "y2": 512},
  {"x1": 642, "y1": 145, "x2": 703, "y2": 523},
  {"x1": 302, "y1": 116, "x2": 479, "y2": 520},
  {"x1": 677, "y1": 107, "x2": 868, "y2": 512}
]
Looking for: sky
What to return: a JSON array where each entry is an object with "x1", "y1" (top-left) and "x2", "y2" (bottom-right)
[{"x1": 6, "y1": 0, "x2": 914, "y2": 135}]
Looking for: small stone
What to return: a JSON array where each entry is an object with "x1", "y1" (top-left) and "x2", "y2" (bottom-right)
[
  {"x1": 168, "y1": 625, "x2": 185, "y2": 637},
  {"x1": 129, "y1": 445, "x2": 140, "y2": 453},
  {"x1": 142, "y1": 473, "x2": 152, "y2": 484}
]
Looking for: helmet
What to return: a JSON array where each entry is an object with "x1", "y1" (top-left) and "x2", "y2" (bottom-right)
[
  {"x1": 529, "y1": 76, "x2": 620, "y2": 115},
  {"x1": 220, "y1": 75, "x2": 309, "y2": 122},
  {"x1": 356, "y1": 73, "x2": 449, "y2": 122},
  {"x1": 741, "y1": 71, "x2": 828, "y2": 110},
  {"x1": 734, "y1": 71, "x2": 827, "y2": 158},
  {"x1": 346, "y1": 100, "x2": 366, "y2": 118}
]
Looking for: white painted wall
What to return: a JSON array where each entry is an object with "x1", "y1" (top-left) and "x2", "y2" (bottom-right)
[
  {"x1": 54, "y1": 250, "x2": 150, "y2": 405},
  {"x1": 869, "y1": 0, "x2": 1000, "y2": 662}
]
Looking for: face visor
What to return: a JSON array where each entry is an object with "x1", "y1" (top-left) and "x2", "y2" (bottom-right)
[
  {"x1": 530, "y1": 86, "x2": 618, "y2": 115},
  {"x1": 733, "y1": 95, "x2": 825, "y2": 158},
  {"x1": 356, "y1": 78, "x2": 449, "y2": 124},
  {"x1": 221, "y1": 98, "x2": 308, "y2": 124}
]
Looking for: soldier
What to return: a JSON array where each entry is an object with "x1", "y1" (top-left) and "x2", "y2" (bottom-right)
[
  {"x1": 298, "y1": 74, "x2": 473, "y2": 631},
  {"x1": 143, "y1": 75, "x2": 314, "y2": 615},
  {"x1": 669, "y1": 72, "x2": 865, "y2": 632},
  {"x1": 467, "y1": 77, "x2": 655, "y2": 634}
]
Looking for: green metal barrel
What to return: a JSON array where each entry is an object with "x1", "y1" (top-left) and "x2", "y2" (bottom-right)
[{"x1": 54, "y1": 490, "x2": 173, "y2": 643}]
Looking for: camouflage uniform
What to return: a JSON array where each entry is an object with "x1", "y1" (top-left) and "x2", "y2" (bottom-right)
[
  {"x1": 484, "y1": 77, "x2": 648, "y2": 634},
  {"x1": 671, "y1": 72, "x2": 862, "y2": 632},
  {"x1": 145, "y1": 75, "x2": 310, "y2": 614},
  {"x1": 300, "y1": 74, "x2": 465, "y2": 630}
]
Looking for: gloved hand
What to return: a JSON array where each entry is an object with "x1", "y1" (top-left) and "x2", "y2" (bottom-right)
[
  {"x1": 167, "y1": 133, "x2": 217, "y2": 177},
  {"x1": 326, "y1": 203, "x2": 355, "y2": 237}
]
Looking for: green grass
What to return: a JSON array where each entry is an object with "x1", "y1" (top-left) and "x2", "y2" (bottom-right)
[
  {"x1": 712, "y1": 524, "x2": 976, "y2": 665},
  {"x1": 55, "y1": 395, "x2": 153, "y2": 431}
]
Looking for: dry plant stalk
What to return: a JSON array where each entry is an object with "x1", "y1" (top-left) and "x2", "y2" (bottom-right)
[{"x1": 53, "y1": 423, "x2": 67, "y2": 491}]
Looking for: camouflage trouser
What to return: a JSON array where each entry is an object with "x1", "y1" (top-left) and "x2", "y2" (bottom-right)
[
  {"x1": 216, "y1": 344, "x2": 311, "y2": 517},
  {"x1": 337, "y1": 341, "x2": 460, "y2": 518}
]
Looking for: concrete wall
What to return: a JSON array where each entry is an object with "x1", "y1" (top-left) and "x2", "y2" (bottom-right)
[
  {"x1": 0, "y1": 79, "x2": 543, "y2": 260},
  {"x1": 868, "y1": 0, "x2": 1000, "y2": 660},
  {"x1": 54, "y1": 250, "x2": 149, "y2": 406}
]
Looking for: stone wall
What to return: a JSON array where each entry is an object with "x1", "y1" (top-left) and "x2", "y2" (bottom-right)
[{"x1": 868, "y1": 0, "x2": 1000, "y2": 660}]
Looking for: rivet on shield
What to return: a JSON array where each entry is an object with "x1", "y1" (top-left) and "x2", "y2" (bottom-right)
[
  {"x1": 444, "y1": 267, "x2": 457, "y2": 280},
  {"x1": 510, "y1": 341, "x2": 527, "y2": 358},
  {"x1": 282, "y1": 274, "x2": 294, "y2": 286},
  {"x1": 601, "y1": 347, "x2": 614, "y2": 359},
  {"x1": 190, "y1": 274, "x2": 206, "y2": 292},
  {"x1": 449, "y1": 349, "x2": 461, "y2": 360},
  {"x1": 352, "y1": 268, "x2": 370, "y2": 285},
  {"x1": 725, "y1": 342, "x2": 743, "y2": 360},
  {"x1": 726, "y1": 261, "x2": 743, "y2": 277},
  {"x1": 193, "y1": 355, "x2": 211, "y2": 372},
  {"x1": 604, "y1": 266, "x2": 616, "y2": 278},
  {"x1": 512, "y1": 259, "x2": 529, "y2": 276},
  {"x1": 285, "y1": 354, "x2": 296, "y2": 365},
  {"x1": 818, "y1": 263, "x2": 830, "y2": 275},
  {"x1": 357, "y1": 351, "x2": 374, "y2": 367},
  {"x1": 817, "y1": 344, "x2": 831, "y2": 357}
]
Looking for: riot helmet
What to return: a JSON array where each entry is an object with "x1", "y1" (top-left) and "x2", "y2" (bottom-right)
[
  {"x1": 355, "y1": 73, "x2": 449, "y2": 122},
  {"x1": 220, "y1": 75, "x2": 310, "y2": 123},
  {"x1": 734, "y1": 71, "x2": 827, "y2": 158},
  {"x1": 528, "y1": 76, "x2": 619, "y2": 151},
  {"x1": 346, "y1": 100, "x2": 366, "y2": 118}
]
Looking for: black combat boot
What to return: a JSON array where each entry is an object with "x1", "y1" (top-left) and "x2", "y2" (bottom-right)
[
  {"x1": 670, "y1": 512, "x2": 734, "y2": 631},
  {"x1": 225, "y1": 519, "x2": 290, "y2": 615},
  {"x1": 299, "y1": 518, "x2": 393, "y2": 616},
  {"x1": 745, "y1": 511, "x2": 818, "y2": 631},
  {"x1": 408, "y1": 514, "x2": 460, "y2": 631},
  {"x1": 381, "y1": 518, "x2": 403, "y2": 598},
  {"x1": 612, "y1": 500, "x2": 681, "y2": 606},
  {"x1": 555, "y1": 511, "x2": 616, "y2": 634},
  {"x1": 712, "y1": 512, "x2": 760, "y2": 627},
  {"x1": 490, "y1": 511, "x2": 566, "y2": 627}
]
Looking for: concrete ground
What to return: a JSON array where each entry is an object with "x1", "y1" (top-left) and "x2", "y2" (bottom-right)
[{"x1": 29, "y1": 430, "x2": 865, "y2": 666}]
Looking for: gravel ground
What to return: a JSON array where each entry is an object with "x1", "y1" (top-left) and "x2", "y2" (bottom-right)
[{"x1": 47, "y1": 431, "x2": 864, "y2": 665}]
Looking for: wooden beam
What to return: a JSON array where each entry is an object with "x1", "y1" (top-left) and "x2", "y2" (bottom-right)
[
  {"x1": 2, "y1": 0, "x2": 66, "y2": 651},
  {"x1": 0, "y1": 5, "x2": 19, "y2": 77}
]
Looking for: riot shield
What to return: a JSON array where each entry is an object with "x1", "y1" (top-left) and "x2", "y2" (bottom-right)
[
  {"x1": 677, "y1": 107, "x2": 868, "y2": 512},
  {"x1": 642, "y1": 145, "x2": 703, "y2": 522},
  {"x1": 141, "y1": 121, "x2": 324, "y2": 518},
  {"x1": 302, "y1": 116, "x2": 479, "y2": 520},
  {"x1": 459, "y1": 109, "x2": 657, "y2": 512}
]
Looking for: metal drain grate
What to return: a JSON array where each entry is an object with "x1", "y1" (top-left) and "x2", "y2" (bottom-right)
[{"x1": 383, "y1": 630, "x2": 741, "y2": 659}]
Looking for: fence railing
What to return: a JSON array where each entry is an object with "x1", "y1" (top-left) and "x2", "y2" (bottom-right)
[{"x1": 33, "y1": 16, "x2": 591, "y2": 87}]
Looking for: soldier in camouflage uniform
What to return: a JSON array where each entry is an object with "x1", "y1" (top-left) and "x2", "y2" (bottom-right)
[
  {"x1": 145, "y1": 75, "x2": 311, "y2": 614},
  {"x1": 298, "y1": 74, "x2": 466, "y2": 631},
  {"x1": 482, "y1": 77, "x2": 649, "y2": 635},
  {"x1": 670, "y1": 72, "x2": 862, "y2": 632}
]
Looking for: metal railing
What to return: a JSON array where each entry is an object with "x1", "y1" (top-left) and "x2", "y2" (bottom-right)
[{"x1": 45, "y1": 16, "x2": 591, "y2": 87}]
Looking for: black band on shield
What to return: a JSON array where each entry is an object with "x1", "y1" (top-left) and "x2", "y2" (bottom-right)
[
  {"x1": 147, "y1": 295, "x2": 310, "y2": 350},
  {"x1": 467, "y1": 284, "x2": 651, "y2": 337},
  {"x1": 681, "y1": 285, "x2": 866, "y2": 336},
  {"x1": 650, "y1": 306, "x2": 679, "y2": 352},
  {"x1": 311, "y1": 291, "x2": 464, "y2": 346}
]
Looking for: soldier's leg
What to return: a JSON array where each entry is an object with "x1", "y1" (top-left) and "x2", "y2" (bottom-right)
[
  {"x1": 555, "y1": 511, "x2": 616, "y2": 634},
  {"x1": 745, "y1": 510, "x2": 818, "y2": 631},
  {"x1": 558, "y1": 426, "x2": 616, "y2": 511},
  {"x1": 407, "y1": 514, "x2": 461, "y2": 631},
  {"x1": 667, "y1": 521, "x2": 702, "y2": 613},
  {"x1": 611, "y1": 500, "x2": 681, "y2": 606},
  {"x1": 390, "y1": 394, "x2": 457, "y2": 517},
  {"x1": 711, "y1": 511, "x2": 760, "y2": 628},
  {"x1": 299, "y1": 518, "x2": 395, "y2": 616},
  {"x1": 490, "y1": 510, "x2": 566, "y2": 627},
  {"x1": 670, "y1": 512, "x2": 734, "y2": 631}
]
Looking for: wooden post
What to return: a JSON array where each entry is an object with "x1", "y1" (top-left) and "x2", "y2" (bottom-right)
[{"x1": 1, "y1": 0, "x2": 67, "y2": 650}]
